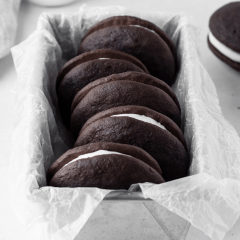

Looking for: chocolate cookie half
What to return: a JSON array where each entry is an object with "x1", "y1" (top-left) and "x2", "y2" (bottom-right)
[
  {"x1": 208, "y1": 2, "x2": 240, "y2": 71},
  {"x1": 57, "y1": 49, "x2": 147, "y2": 126},
  {"x1": 78, "y1": 16, "x2": 176, "y2": 85},
  {"x1": 71, "y1": 71, "x2": 181, "y2": 113},
  {"x1": 70, "y1": 80, "x2": 181, "y2": 137},
  {"x1": 48, "y1": 142, "x2": 164, "y2": 189},
  {"x1": 74, "y1": 107, "x2": 189, "y2": 182}
]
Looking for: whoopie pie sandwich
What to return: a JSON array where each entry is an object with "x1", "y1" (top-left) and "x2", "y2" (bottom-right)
[
  {"x1": 78, "y1": 16, "x2": 177, "y2": 85},
  {"x1": 208, "y1": 2, "x2": 240, "y2": 71},
  {"x1": 71, "y1": 71, "x2": 181, "y2": 113},
  {"x1": 70, "y1": 80, "x2": 181, "y2": 137},
  {"x1": 47, "y1": 142, "x2": 165, "y2": 189},
  {"x1": 57, "y1": 49, "x2": 148, "y2": 126},
  {"x1": 74, "y1": 105, "x2": 189, "y2": 182}
]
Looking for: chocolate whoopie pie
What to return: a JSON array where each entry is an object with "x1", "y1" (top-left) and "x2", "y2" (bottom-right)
[
  {"x1": 57, "y1": 49, "x2": 148, "y2": 126},
  {"x1": 78, "y1": 16, "x2": 177, "y2": 85},
  {"x1": 80, "y1": 105, "x2": 187, "y2": 151},
  {"x1": 70, "y1": 80, "x2": 181, "y2": 137},
  {"x1": 71, "y1": 71, "x2": 181, "y2": 113},
  {"x1": 48, "y1": 142, "x2": 164, "y2": 189},
  {"x1": 74, "y1": 106, "x2": 189, "y2": 182},
  {"x1": 208, "y1": 2, "x2": 240, "y2": 71}
]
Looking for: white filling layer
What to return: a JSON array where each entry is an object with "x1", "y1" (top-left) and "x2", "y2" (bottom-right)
[
  {"x1": 111, "y1": 114, "x2": 167, "y2": 130},
  {"x1": 63, "y1": 150, "x2": 130, "y2": 168},
  {"x1": 98, "y1": 58, "x2": 110, "y2": 60},
  {"x1": 209, "y1": 31, "x2": 240, "y2": 63},
  {"x1": 130, "y1": 25, "x2": 157, "y2": 34}
]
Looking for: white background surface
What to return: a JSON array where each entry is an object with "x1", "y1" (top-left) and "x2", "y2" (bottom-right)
[{"x1": 0, "y1": 0, "x2": 240, "y2": 239}]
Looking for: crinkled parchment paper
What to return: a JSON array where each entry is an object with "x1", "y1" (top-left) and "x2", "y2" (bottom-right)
[{"x1": 10, "y1": 5, "x2": 240, "y2": 240}]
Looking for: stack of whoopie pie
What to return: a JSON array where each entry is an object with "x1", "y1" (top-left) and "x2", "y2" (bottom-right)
[{"x1": 48, "y1": 16, "x2": 189, "y2": 190}]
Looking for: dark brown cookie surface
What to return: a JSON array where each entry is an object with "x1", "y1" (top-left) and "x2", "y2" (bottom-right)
[
  {"x1": 70, "y1": 81, "x2": 181, "y2": 137},
  {"x1": 209, "y1": 2, "x2": 240, "y2": 53},
  {"x1": 47, "y1": 142, "x2": 163, "y2": 184},
  {"x1": 75, "y1": 116, "x2": 189, "y2": 182},
  {"x1": 79, "y1": 24, "x2": 176, "y2": 85},
  {"x1": 57, "y1": 50, "x2": 146, "y2": 126},
  {"x1": 50, "y1": 154, "x2": 164, "y2": 189},
  {"x1": 71, "y1": 71, "x2": 181, "y2": 113},
  {"x1": 80, "y1": 105, "x2": 187, "y2": 151},
  {"x1": 81, "y1": 15, "x2": 177, "y2": 64},
  {"x1": 56, "y1": 49, "x2": 149, "y2": 90}
]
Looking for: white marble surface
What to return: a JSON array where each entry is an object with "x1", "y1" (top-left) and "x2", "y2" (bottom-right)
[{"x1": 0, "y1": 0, "x2": 240, "y2": 239}]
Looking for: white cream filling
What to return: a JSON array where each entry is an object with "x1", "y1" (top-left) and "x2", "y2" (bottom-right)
[
  {"x1": 111, "y1": 114, "x2": 167, "y2": 130},
  {"x1": 209, "y1": 31, "x2": 240, "y2": 63},
  {"x1": 63, "y1": 150, "x2": 130, "y2": 168},
  {"x1": 130, "y1": 25, "x2": 157, "y2": 34},
  {"x1": 98, "y1": 58, "x2": 110, "y2": 60}
]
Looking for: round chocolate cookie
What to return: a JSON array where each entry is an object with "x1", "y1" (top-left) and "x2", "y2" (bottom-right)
[
  {"x1": 208, "y1": 2, "x2": 240, "y2": 71},
  {"x1": 70, "y1": 80, "x2": 181, "y2": 137},
  {"x1": 71, "y1": 71, "x2": 181, "y2": 113},
  {"x1": 81, "y1": 16, "x2": 177, "y2": 64},
  {"x1": 80, "y1": 105, "x2": 187, "y2": 151},
  {"x1": 78, "y1": 16, "x2": 176, "y2": 85},
  {"x1": 74, "y1": 113, "x2": 189, "y2": 182},
  {"x1": 56, "y1": 49, "x2": 148, "y2": 90},
  {"x1": 48, "y1": 142, "x2": 164, "y2": 189},
  {"x1": 57, "y1": 49, "x2": 147, "y2": 126}
]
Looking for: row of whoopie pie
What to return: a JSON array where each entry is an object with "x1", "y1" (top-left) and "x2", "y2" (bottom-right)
[{"x1": 47, "y1": 16, "x2": 189, "y2": 189}]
